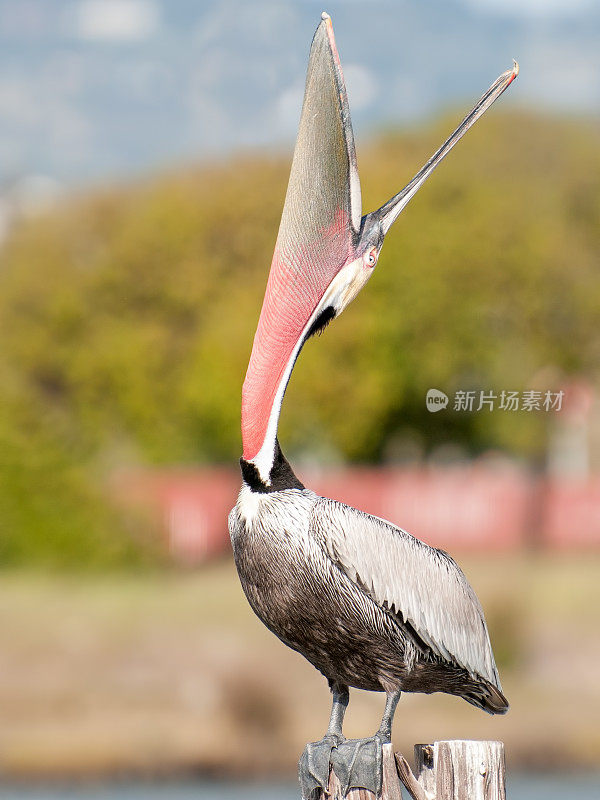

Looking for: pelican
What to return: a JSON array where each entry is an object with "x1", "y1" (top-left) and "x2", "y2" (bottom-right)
[{"x1": 229, "y1": 12, "x2": 517, "y2": 798}]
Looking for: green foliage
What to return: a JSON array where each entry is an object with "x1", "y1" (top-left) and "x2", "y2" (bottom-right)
[{"x1": 0, "y1": 112, "x2": 598, "y2": 566}]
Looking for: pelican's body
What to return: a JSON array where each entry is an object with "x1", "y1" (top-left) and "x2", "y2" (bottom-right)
[
  {"x1": 230, "y1": 480, "x2": 504, "y2": 710},
  {"x1": 229, "y1": 12, "x2": 516, "y2": 797}
]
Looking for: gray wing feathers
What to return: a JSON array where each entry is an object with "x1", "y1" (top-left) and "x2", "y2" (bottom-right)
[{"x1": 314, "y1": 498, "x2": 501, "y2": 688}]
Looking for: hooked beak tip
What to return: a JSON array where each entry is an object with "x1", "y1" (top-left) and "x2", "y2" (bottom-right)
[{"x1": 507, "y1": 59, "x2": 519, "y2": 86}]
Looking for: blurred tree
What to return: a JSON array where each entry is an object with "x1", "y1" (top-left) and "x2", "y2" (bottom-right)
[{"x1": 0, "y1": 112, "x2": 598, "y2": 565}]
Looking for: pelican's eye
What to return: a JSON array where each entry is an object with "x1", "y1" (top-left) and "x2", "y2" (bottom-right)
[{"x1": 366, "y1": 249, "x2": 378, "y2": 268}]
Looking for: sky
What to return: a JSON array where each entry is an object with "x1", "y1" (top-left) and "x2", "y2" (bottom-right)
[{"x1": 0, "y1": 0, "x2": 598, "y2": 190}]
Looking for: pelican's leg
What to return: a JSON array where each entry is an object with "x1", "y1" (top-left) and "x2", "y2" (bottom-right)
[
  {"x1": 299, "y1": 682, "x2": 349, "y2": 799},
  {"x1": 326, "y1": 682, "x2": 349, "y2": 740},
  {"x1": 330, "y1": 688, "x2": 402, "y2": 797},
  {"x1": 378, "y1": 687, "x2": 402, "y2": 740}
]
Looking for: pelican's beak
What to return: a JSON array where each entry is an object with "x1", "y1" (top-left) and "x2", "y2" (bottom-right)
[
  {"x1": 366, "y1": 60, "x2": 519, "y2": 236},
  {"x1": 242, "y1": 12, "x2": 362, "y2": 463}
]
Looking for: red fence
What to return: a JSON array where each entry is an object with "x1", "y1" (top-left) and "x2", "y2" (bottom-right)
[
  {"x1": 542, "y1": 478, "x2": 600, "y2": 549},
  {"x1": 113, "y1": 465, "x2": 600, "y2": 564}
]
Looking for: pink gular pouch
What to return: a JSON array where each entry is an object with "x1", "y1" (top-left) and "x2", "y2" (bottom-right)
[
  {"x1": 241, "y1": 211, "x2": 353, "y2": 462},
  {"x1": 241, "y1": 12, "x2": 518, "y2": 474},
  {"x1": 241, "y1": 15, "x2": 360, "y2": 465}
]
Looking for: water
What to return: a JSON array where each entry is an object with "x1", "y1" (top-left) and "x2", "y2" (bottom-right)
[{"x1": 0, "y1": 774, "x2": 599, "y2": 800}]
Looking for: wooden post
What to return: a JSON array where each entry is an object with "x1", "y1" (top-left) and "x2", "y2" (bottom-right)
[
  {"x1": 398, "y1": 740, "x2": 506, "y2": 800},
  {"x1": 317, "y1": 740, "x2": 505, "y2": 800},
  {"x1": 411, "y1": 740, "x2": 506, "y2": 800}
]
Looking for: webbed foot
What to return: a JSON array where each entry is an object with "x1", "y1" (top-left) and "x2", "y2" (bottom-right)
[
  {"x1": 299, "y1": 733, "x2": 345, "y2": 800},
  {"x1": 330, "y1": 733, "x2": 387, "y2": 796}
]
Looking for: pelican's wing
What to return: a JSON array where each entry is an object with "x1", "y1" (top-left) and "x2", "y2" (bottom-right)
[{"x1": 313, "y1": 498, "x2": 501, "y2": 687}]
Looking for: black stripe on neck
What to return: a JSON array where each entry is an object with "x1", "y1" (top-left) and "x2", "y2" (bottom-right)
[
  {"x1": 240, "y1": 440, "x2": 304, "y2": 493},
  {"x1": 306, "y1": 305, "x2": 335, "y2": 339}
]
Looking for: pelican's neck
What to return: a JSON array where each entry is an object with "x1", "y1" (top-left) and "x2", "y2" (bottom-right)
[
  {"x1": 240, "y1": 439, "x2": 304, "y2": 494},
  {"x1": 241, "y1": 320, "x2": 307, "y2": 485},
  {"x1": 241, "y1": 298, "x2": 333, "y2": 489}
]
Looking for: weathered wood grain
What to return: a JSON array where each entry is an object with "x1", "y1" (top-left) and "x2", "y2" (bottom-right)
[
  {"x1": 414, "y1": 740, "x2": 506, "y2": 800},
  {"x1": 315, "y1": 740, "x2": 505, "y2": 800}
]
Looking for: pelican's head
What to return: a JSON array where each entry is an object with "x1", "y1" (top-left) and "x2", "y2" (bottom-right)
[{"x1": 241, "y1": 12, "x2": 518, "y2": 485}]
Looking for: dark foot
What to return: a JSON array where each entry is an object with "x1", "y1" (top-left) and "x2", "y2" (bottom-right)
[
  {"x1": 330, "y1": 733, "x2": 388, "y2": 796},
  {"x1": 298, "y1": 733, "x2": 345, "y2": 800}
]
